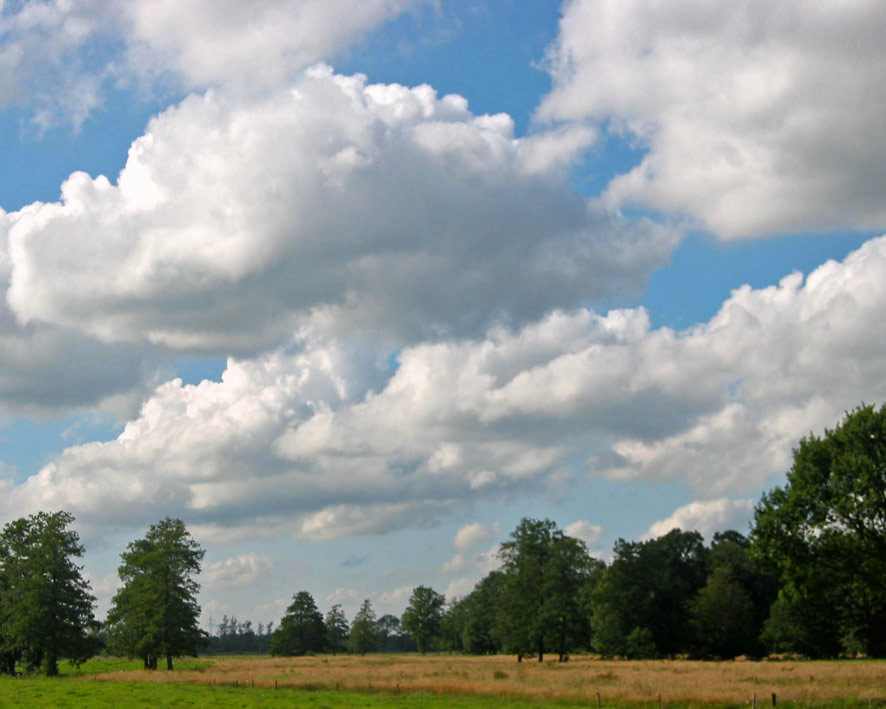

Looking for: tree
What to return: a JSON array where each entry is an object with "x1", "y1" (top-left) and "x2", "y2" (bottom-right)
[
  {"x1": 544, "y1": 532, "x2": 594, "y2": 660},
  {"x1": 496, "y1": 518, "x2": 593, "y2": 662},
  {"x1": 269, "y1": 591, "x2": 326, "y2": 656},
  {"x1": 691, "y1": 565, "x2": 756, "y2": 658},
  {"x1": 691, "y1": 531, "x2": 776, "y2": 658},
  {"x1": 751, "y1": 404, "x2": 886, "y2": 656},
  {"x1": 590, "y1": 529, "x2": 708, "y2": 658},
  {"x1": 0, "y1": 511, "x2": 98, "y2": 675},
  {"x1": 325, "y1": 605, "x2": 349, "y2": 656},
  {"x1": 444, "y1": 571, "x2": 506, "y2": 655},
  {"x1": 349, "y1": 599, "x2": 380, "y2": 656},
  {"x1": 401, "y1": 586, "x2": 445, "y2": 654},
  {"x1": 106, "y1": 518, "x2": 205, "y2": 670}
]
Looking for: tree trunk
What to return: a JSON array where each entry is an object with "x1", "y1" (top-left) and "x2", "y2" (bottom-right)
[{"x1": 43, "y1": 650, "x2": 59, "y2": 676}]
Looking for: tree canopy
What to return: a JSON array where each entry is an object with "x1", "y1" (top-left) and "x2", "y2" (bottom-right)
[
  {"x1": 496, "y1": 518, "x2": 592, "y2": 662},
  {"x1": 401, "y1": 585, "x2": 444, "y2": 654},
  {"x1": 0, "y1": 511, "x2": 97, "y2": 675},
  {"x1": 106, "y1": 518, "x2": 205, "y2": 670},
  {"x1": 590, "y1": 529, "x2": 708, "y2": 658},
  {"x1": 752, "y1": 404, "x2": 886, "y2": 657},
  {"x1": 349, "y1": 599, "x2": 380, "y2": 656},
  {"x1": 269, "y1": 591, "x2": 326, "y2": 656},
  {"x1": 325, "y1": 604, "x2": 349, "y2": 656}
]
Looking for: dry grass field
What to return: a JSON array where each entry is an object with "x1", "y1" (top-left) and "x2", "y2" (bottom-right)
[{"x1": 88, "y1": 653, "x2": 886, "y2": 706}]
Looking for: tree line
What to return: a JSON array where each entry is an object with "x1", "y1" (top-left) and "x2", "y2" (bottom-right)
[
  {"x1": 2, "y1": 404, "x2": 886, "y2": 674},
  {"x1": 267, "y1": 405, "x2": 886, "y2": 661}
]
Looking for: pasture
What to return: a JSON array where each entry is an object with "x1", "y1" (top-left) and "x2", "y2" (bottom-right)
[{"x1": 2, "y1": 654, "x2": 885, "y2": 707}]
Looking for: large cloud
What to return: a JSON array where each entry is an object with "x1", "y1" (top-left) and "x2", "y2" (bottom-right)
[
  {"x1": 538, "y1": 0, "x2": 886, "y2": 238},
  {"x1": 121, "y1": 0, "x2": 424, "y2": 93},
  {"x1": 6, "y1": 235, "x2": 886, "y2": 539},
  {"x1": 0, "y1": 0, "x2": 424, "y2": 125},
  {"x1": 0, "y1": 208, "x2": 151, "y2": 414},
  {"x1": 6, "y1": 66, "x2": 674, "y2": 352}
]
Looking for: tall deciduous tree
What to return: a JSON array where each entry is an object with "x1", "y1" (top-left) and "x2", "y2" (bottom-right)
[
  {"x1": 0, "y1": 511, "x2": 97, "y2": 675},
  {"x1": 401, "y1": 585, "x2": 444, "y2": 654},
  {"x1": 752, "y1": 404, "x2": 886, "y2": 657},
  {"x1": 349, "y1": 599, "x2": 380, "y2": 656},
  {"x1": 106, "y1": 518, "x2": 205, "y2": 670},
  {"x1": 496, "y1": 518, "x2": 592, "y2": 662},
  {"x1": 269, "y1": 591, "x2": 326, "y2": 656}
]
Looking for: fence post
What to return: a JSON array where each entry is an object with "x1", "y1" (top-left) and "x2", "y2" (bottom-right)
[
  {"x1": 596, "y1": 690, "x2": 601, "y2": 708},
  {"x1": 771, "y1": 692, "x2": 776, "y2": 706},
  {"x1": 753, "y1": 691, "x2": 757, "y2": 708}
]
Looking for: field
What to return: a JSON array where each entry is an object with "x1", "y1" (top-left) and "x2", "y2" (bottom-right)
[{"x1": 2, "y1": 654, "x2": 885, "y2": 708}]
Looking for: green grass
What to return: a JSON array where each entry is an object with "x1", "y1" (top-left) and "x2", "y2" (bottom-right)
[
  {"x1": 0, "y1": 680, "x2": 588, "y2": 708},
  {"x1": 0, "y1": 679, "x2": 878, "y2": 709},
  {"x1": 56, "y1": 656, "x2": 213, "y2": 676}
]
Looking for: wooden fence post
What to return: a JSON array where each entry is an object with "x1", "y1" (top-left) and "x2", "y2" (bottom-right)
[
  {"x1": 596, "y1": 690, "x2": 601, "y2": 708},
  {"x1": 771, "y1": 692, "x2": 776, "y2": 706},
  {"x1": 753, "y1": 691, "x2": 757, "y2": 708}
]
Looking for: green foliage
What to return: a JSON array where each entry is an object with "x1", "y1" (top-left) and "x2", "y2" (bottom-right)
[
  {"x1": 325, "y1": 604, "x2": 350, "y2": 656},
  {"x1": 349, "y1": 599, "x2": 380, "y2": 655},
  {"x1": 268, "y1": 591, "x2": 326, "y2": 656},
  {"x1": 751, "y1": 404, "x2": 886, "y2": 657},
  {"x1": 624, "y1": 626, "x2": 657, "y2": 659},
  {"x1": 106, "y1": 518, "x2": 205, "y2": 670},
  {"x1": 590, "y1": 529, "x2": 708, "y2": 658},
  {"x1": 691, "y1": 565, "x2": 756, "y2": 658},
  {"x1": 496, "y1": 518, "x2": 593, "y2": 662},
  {"x1": 0, "y1": 511, "x2": 98, "y2": 675},
  {"x1": 447, "y1": 571, "x2": 506, "y2": 655},
  {"x1": 401, "y1": 586, "x2": 445, "y2": 654}
]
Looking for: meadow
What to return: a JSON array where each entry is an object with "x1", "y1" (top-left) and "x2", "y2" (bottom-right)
[{"x1": 2, "y1": 654, "x2": 884, "y2": 708}]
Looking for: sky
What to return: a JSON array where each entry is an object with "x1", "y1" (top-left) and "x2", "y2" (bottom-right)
[{"x1": 1, "y1": 0, "x2": 885, "y2": 629}]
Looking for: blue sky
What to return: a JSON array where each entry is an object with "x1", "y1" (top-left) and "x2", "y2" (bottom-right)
[{"x1": 2, "y1": 0, "x2": 885, "y2": 625}]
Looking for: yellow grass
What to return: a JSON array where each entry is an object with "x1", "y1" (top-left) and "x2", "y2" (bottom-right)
[{"x1": 87, "y1": 653, "x2": 886, "y2": 705}]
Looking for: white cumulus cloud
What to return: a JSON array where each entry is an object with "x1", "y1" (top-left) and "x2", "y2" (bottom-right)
[
  {"x1": 203, "y1": 552, "x2": 275, "y2": 589},
  {"x1": 0, "y1": 0, "x2": 425, "y2": 125},
  {"x1": 453, "y1": 522, "x2": 493, "y2": 552},
  {"x1": 539, "y1": 0, "x2": 886, "y2": 238},
  {"x1": 6, "y1": 67, "x2": 675, "y2": 353},
  {"x1": 121, "y1": 0, "x2": 425, "y2": 93},
  {"x1": 564, "y1": 520, "x2": 604, "y2": 548},
  {"x1": 643, "y1": 498, "x2": 756, "y2": 541},
  {"x1": 5, "y1": 235, "x2": 886, "y2": 542}
]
